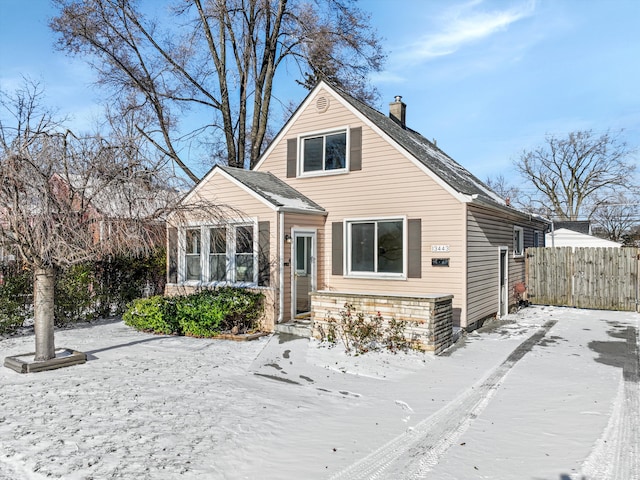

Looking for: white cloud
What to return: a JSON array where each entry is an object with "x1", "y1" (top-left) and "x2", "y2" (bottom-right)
[{"x1": 400, "y1": 0, "x2": 536, "y2": 62}]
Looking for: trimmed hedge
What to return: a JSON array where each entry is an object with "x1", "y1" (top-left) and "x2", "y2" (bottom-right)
[
  {"x1": 123, "y1": 287, "x2": 264, "y2": 337},
  {"x1": 0, "y1": 249, "x2": 166, "y2": 335}
]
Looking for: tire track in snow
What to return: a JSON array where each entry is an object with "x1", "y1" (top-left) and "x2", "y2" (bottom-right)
[
  {"x1": 329, "y1": 320, "x2": 557, "y2": 480},
  {"x1": 581, "y1": 325, "x2": 639, "y2": 480}
]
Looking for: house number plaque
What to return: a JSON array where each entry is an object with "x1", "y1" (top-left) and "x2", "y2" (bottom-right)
[
  {"x1": 431, "y1": 245, "x2": 450, "y2": 252},
  {"x1": 432, "y1": 258, "x2": 450, "y2": 267}
]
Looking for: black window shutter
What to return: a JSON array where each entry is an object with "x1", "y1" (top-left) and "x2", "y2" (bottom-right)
[
  {"x1": 408, "y1": 219, "x2": 422, "y2": 278},
  {"x1": 332, "y1": 222, "x2": 344, "y2": 276},
  {"x1": 286, "y1": 138, "x2": 297, "y2": 178},
  {"x1": 349, "y1": 127, "x2": 362, "y2": 171},
  {"x1": 258, "y1": 221, "x2": 270, "y2": 286}
]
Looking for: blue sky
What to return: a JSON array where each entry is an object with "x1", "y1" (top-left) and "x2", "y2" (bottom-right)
[{"x1": 1, "y1": 0, "x2": 639, "y2": 184}]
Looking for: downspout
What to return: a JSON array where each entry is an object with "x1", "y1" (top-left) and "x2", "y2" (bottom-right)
[{"x1": 277, "y1": 210, "x2": 285, "y2": 324}]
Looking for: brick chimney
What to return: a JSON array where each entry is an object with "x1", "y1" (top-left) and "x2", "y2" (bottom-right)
[{"x1": 389, "y1": 95, "x2": 406, "y2": 128}]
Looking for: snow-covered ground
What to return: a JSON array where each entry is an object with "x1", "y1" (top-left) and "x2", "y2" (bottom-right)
[{"x1": 1, "y1": 305, "x2": 638, "y2": 480}]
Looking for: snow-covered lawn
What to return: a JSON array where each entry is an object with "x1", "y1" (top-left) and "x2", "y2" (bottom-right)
[{"x1": 1, "y1": 305, "x2": 638, "y2": 480}]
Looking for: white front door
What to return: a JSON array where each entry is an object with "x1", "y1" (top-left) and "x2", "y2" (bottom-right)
[{"x1": 293, "y1": 231, "x2": 316, "y2": 317}]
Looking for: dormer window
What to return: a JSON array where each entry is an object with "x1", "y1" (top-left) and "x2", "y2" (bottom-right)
[{"x1": 301, "y1": 130, "x2": 347, "y2": 174}]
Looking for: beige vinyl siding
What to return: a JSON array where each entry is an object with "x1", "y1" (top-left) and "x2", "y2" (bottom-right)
[
  {"x1": 179, "y1": 172, "x2": 279, "y2": 285},
  {"x1": 258, "y1": 87, "x2": 466, "y2": 323},
  {"x1": 467, "y1": 204, "x2": 548, "y2": 326}
]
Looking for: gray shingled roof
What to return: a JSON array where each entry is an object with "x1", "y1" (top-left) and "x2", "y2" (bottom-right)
[
  {"x1": 219, "y1": 166, "x2": 325, "y2": 213},
  {"x1": 337, "y1": 87, "x2": 506, "y2": 207}
]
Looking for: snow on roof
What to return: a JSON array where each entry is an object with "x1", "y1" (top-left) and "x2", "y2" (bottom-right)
[
  {"x1": 336, "y1": 86, "x2": 508, "y2": 207},
  {"x1": 220, "y1": 166, "x2": 325, "y2": 213},
  {"x1": 546, "y1": 228, "x2": 622, "y2": 248}
]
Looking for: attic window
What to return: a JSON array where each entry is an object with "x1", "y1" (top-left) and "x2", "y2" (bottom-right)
[
  {"x1": 316, "y1": 96, "x2": 330, "y2": 113},
  {"x1": 300, "y1": 129, "x2": 347, "y2": 174}
]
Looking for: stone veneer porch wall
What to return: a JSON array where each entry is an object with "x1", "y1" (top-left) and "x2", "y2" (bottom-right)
[
  {"x1": 310, "y1": 291, "x2": 454, "y2": 355},
  {"x1": 164, "y1": 284, "x2": 277, "y2": 332}
]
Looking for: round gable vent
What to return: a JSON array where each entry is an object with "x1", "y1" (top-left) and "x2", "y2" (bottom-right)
[{"x1": 315, "y1": 95, "x2": 330, "y2": 113}]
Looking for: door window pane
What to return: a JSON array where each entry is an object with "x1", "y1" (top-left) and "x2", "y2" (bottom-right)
[{"x1": 296, "y1": 236, "x2": 307, "y2": 273}]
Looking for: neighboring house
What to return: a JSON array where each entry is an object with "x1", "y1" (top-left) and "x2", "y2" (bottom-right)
[
  {"x1": 167, "y1": 81, "x2": 549, "y2": 335},
  {"x1": 546, "y1": 228, "x2": 622, "y2": 248}
]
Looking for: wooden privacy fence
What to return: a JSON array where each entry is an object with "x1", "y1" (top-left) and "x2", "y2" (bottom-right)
[{"x1": 526, "y1": 247, "x2": 639, "y2": 312}]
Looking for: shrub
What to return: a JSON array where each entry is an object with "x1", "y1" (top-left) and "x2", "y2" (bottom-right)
[
  {"x1": 123, "y1": 296, "x2": 180, "y2": 335},
  {"x1": 176, "y1": 291, "x2": 226, "y2": 337},
  {"x1": 54, "y1": 264, "x2": 96, "y2": 326},
  {"x1": 122, "y1": 288, "x2": 264, "y2": 338},
  {"x1": 316, "y1": 303, "x2": 419, "y2": 355},
  {"x1": 0, "y1": 263, "x2": 32, "y2": 335}
]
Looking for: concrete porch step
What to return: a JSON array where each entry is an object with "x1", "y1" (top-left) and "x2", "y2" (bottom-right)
[{"x1": 274, "y1": 320, "x2": 312, "y2": 338}]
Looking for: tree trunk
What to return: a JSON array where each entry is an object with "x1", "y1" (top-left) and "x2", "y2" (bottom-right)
[{"x1": 34, "y1": 267, "x2": 56, "y2": 361}]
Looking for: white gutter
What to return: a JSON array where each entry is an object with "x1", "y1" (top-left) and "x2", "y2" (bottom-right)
[{"x1": 277, "y1": 210, "x2": 285, "y2": 324}]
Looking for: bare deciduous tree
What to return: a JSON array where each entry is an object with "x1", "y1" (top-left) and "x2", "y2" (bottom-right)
[
  {"x1": 50, "y1": 0, "x2": 385, "y2": 179},
  {"x1": 0, "y1": 80, "x2": 185, "y2": 361},
  {"x1": 591, "y1": 192, "x2": 640, "y2": 242},
  {"x1": 485, "y1": 174, "x2": 522, "y2": 206},
  {"x1": 515, "y1": 130, "x2": 636, "y2": 221}
]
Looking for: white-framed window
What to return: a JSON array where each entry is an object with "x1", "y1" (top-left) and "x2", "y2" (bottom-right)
[
  {"x1": 209, "y1": 226, "x2": 227, "y2": 282},
  {"x1": 179, "y1": 222, "x2": 257, "y2": 285},
  {"x1": 513, "y1": 226, "x2": 524, "y2": 257},
  {"x1": 234, "y1": 225, "x2": 254, "y2": 283},
  {"x1": 346, "y1": 218, "x2": 405, "y2": 277},
  {"x1": 300, "y1": 128, "x2": 347, "y2": 175},
  {"x1": 185, "y1": 228, "x2": 202, "y2": 281}
]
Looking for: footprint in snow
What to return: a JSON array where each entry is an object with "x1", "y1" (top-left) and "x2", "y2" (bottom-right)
[{"x1": 395, "y1": 400, "x2": 414, "y2": 412}]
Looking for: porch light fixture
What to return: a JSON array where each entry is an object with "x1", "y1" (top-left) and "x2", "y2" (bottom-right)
[{"x1": 285, "y1": 234, "x2": 292, "y2": 243}]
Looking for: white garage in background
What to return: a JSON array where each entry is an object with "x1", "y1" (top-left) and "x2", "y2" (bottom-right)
[{"x1": 546, "y1": 228, "x2": 622, "y2": 248}]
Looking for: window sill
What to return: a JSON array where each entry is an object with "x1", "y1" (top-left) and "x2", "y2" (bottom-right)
[
  {"x1": 344, "y1": 273, "x2": 407, "y2": 281},
  {"x1": 297, "y1": 168, "x2": 348, "y2": 179}
]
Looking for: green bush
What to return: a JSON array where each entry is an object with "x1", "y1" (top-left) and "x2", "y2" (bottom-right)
[
  {"x1": 0, "y1": 249, "x2": 167, "y2": 332},
  {"x1": 122, "y1": 287, "x2": 264, "y2": 338},
  {"x1": 55, "y1": 264, "x2": 96, "y2": 326},
  {"x1": 176, "y1": 291, "x2": 226, "y2": 337},
  {"x1": 123, "y1": 295, "x2": 180, "y2": 334},
  {"x1": 0, "y1": 264, "x2": 32, "y2": 335}
]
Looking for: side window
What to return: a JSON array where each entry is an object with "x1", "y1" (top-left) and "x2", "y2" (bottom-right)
[
  {"x1": 301, "y1": 130, "x2": 347, "y2": 174},
  {"x1": 209, "y1": 227, "x2": 227, "y2": 281},
  {"x1": 514, "y1": 226, "x2": 524, "y2": 257},
  {"x1": 181, "y1": 223, "x2": 256, "y2": 284},
  {"x1": 235, "y1": 225, "x2": 254, "y2": 283},
  {"x1": 533, "y1": 230, "x2": 542, "y2": 247},
  {"x1": 185, "y1": 228, "x2": 201, "y2": 280}
]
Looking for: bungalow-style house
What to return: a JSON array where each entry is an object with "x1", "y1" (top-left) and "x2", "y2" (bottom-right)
[{"x1": 166, "y1": 81, "x2": 549, "y2": 349}]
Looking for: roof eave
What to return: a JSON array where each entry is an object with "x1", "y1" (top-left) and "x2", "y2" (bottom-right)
[
  {"x1": 275, "y1": 206, "x2": 327, "y2": 215},
  {"x1": 468, "y1": 196, "x2": 551, "y2": 224}
]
